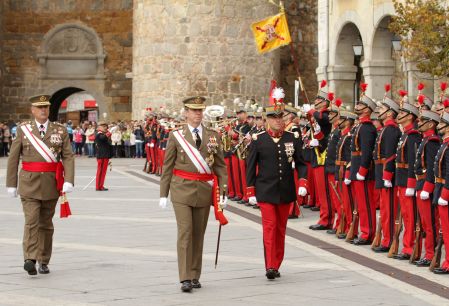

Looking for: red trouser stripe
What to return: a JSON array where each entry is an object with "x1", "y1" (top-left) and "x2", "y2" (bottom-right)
[
  {"x1": 259, "y1": 203, "x2": 291, "y2": 270},
  {"x1": 231, "y1": 155, "x2": 242, "y2": 198},
  {"x1": 312, "y1": 167, "x2": 322, "y2": 208},
  {"x1": 397, "y1": 186, "x2": 416, "y2": 255},
  {"x1": 417, "y1": 190, "x2": 439, "y2": 260},
  {"x1": 380, "y1": 187, "x2": 398, "y2": 248},
  {"x1": 224, "y1": 157, "x2": 235, "y2": 197},
  {"x1": 353, "y1": 180, "x2": 376, "y2": 241}
]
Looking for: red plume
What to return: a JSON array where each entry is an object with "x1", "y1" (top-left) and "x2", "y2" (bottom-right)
[
  {"x1": 320, "y1": 80, "x2": 327, "y2": 89},
  {"x1": 399, "y1": 90, "x2": 408, "y2": 97},
  {"x1": 327, "y1": 92, "x2": 334, "y2": 102},
  {"x1": 335, "y1": 98, "x2": 342, "y2": 107},
  {"x1": 149, "y1": 108, "x2": 152, "y2": 111},
  {"x1": 417, "y1": 94, "x2": 425, "y2": 105},
  {"x1": 417, "y1": 83, "x2": 425, "y2": 91},
  {"x1": 441, "y1": 82, "x2": 448, "y2": 92},
  {"x1": 360, "y1": 83, "x2": 368, "y2": 93},
  {"x1": 269, "y1": 79, "x2": 277, "y2": 105},
  {"x1": 384, "y1": 84, "x2": 391, "y2": 93},
  {"x1": 444, "y1": 99, "x2": 449, "y2": 108}
]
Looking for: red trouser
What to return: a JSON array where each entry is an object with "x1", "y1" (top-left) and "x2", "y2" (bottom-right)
[
  {"x1": 149, "y1": 140, "x2": 157, "y2": 172},
  {"x1": 259, "y1": 202, "x2": 291, "y2": 270},
  {"x1": 438, "y1": 205, "x2": 449, "y2": 270},
  {"x1": 313, "y1": 167, "x2": 333, "y2": 227},
  {"x1": 305, "y1": 162, "x2": 316, "y2": 206},
  {"x1": 158, "y1": 149, "x2": 165, "y2": 171},
  {"x1": 224, "y1": 157, "x2": 235, "y2": 198},
  {"x1": 231, "y1": 154, "x2": 242, "y2": 198},
  {"x1": 341, "y1": 183, "x2": 355, "y2": 234},
  {"x1": 312, "y1": 166, "x2": 321, "y2": 208},
  {"x1": 374, "y1": 188, "x2": 380, "y2": 209},
  {"x1": 417, "y1": 190, "x2": 440, "y2": 260},
  {"x1": 328, "y1": 174, "x2": 341, "y2": 230},
  {"x1": 353, "y1": 180, "x2": 376, "y2": 241},
  {"x1": 145, "y1": 144, "x2": 151, "y2": 162},
  {"x1": 397, "y1": 186, "x2": 416, "y2": 255},
  {"x1": 379, "y1": 187, "x2": 398, "y2": 248},
  {"x1": 96, "y1": 158, "x2": 109, "y2": 190},
  {"x1": 239, "y1": 159, "x2": 248, "y2": 201},
  {"x1": 290, "y1": 169, "x2": 301, "y2": 217}
]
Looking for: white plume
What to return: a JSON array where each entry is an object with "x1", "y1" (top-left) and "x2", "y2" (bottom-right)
[
  {"x1": 233, "y1": 97, "x2": 241, "y2": 104},
  {"x1": 271, "y1": 87, "x2": 285, "y2": 100}
]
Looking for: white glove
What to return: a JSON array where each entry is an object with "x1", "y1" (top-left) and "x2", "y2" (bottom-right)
[
  {"x1": 302, "y1": 104, "x2": 311, "y2": 113},
  {"x1": 356, "y1": 173, "x2": 365, "y2": 181},
  {"x1": 383, "y1": 180, "x2": 392, "y2": 188},
  {"x1": 149, "y1": 143, "x2": 154, "y2": 148},
  {"x1": 7, "y1": 187, "x2": 17, "y2": 198},
  {"x1": 405, "y1": 188, "x2": 415, "y2": 197},
  {"x1": 309, "y1": 139, "x2": 319, "y2": 147},
  {"x1": 438, "y1": 197, "x2": 448, "y2": 206},
  {"x1": 62, "y1": 182, "x2": 74, "y2": 193},
  {"x1": 219, "y1": 195, "x2": 228, "y2": 209},
  {"x1": 249, "y1": 196, "x2": 257, "y2": 205},
  {"x1": 420, "y1": 191, "x2": 430, "y2": 200},
  {"x1": 313, "y1": 122, "x2": 321, "y2": 134},
  {"x1": 344, "y1": 178, "x2": 351, "y2": 185},
  {"x1": 159, "y1": 197, "x2": 169, "y2": 209},
  {"x1": 298, "y1": 187, "x2": 307, "y2": 197}
]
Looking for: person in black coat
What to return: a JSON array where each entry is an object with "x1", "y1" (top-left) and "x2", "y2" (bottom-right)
[
  {"x1": 246, "y1": 102, "x2": 308, "y2": 280},
  {"x1": 95, "y1": 122, "x2": 112, "y2": 191}
]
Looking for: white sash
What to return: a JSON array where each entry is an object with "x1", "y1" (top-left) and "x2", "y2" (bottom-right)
[
  {"x1": 21, "y1": 124, "x2": 57, "y2": 163},
  {"x1": 173, "y1": 129, "x2": 212, "y2": 175}
]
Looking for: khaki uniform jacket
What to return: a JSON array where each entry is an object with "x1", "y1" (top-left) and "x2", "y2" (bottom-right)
[
  {"x1": 160, "y1": 124, "x2": 227, "y2": 207},
  {"x1": 6, "y1": 121, "x2": 75, "y2": 200}
]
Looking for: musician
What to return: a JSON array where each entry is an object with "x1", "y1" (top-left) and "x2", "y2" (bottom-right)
[
  {"x1": 246, "y1": 97, "x2": 308, "y2": 280},
  {"x1": 159, "y1": 96, "x2": 228, "y2": 291},
  {"x1": 6, "y1": 94, "x2": 74, "y2": 275},
  {"x1": 95, "y1": 121, "x2": 112, "y2": 191},
  {"x1": 233, "y1": 104, "x2": 251, "y2": 204},
  {"x1": 372, "y1": 91, "x2": 401, "y2": 253}
]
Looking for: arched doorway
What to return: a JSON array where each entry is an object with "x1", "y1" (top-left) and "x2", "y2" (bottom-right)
[
  {"x1": 49, "y1": 87, "x2": 83, "y2": 121},
  {"x1": 332, "y1": 22, "x2": 364, "y2": 108}
]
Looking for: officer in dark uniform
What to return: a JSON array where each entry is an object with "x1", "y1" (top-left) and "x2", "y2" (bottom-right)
[
  {"x1": 347, "y1": 84, "x2": 377, "y2": 245},
  {"x1": 246, "y1": 99, "x2": 308, "y2": 280},
  {"x1": 95, "y1": 121, "x2": 112, "y2": 191},
  {"x1": 372, "y1": 91, "x2": 401, "y2": 253},
  {"x1": 432, "y1": 111, "x2": 449, "y2": 274},
  {"x1": 414, "y1": 110, "x2": 440, "y2": 266},
  {"x1": 392, "y1": 94, "x2": 422, "y2": 260}
]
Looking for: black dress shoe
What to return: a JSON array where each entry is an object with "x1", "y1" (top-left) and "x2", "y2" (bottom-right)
[
  {"x1": 353, "y1": 238, "x2": 372, "y2": 245},
  {"x1": 38, "y1": 264, "x2": 50, "y2": 274},
  {"x1": 288, "y1": 215, "x2": 299, "y2": 219},
  {"x1": 372, "y1": 246, "x2": 389, "y2": 253},
  {"x1": 253, "y1": 205, "x2": 260, "y2": 209},
  {"x1": 337, "y1": 233, "x2": 347, "y2": 239},
  {"x1": 302, "y1": 204, "x2": 312, "y2": 209},
  {"x1": 233, "y1": 197, "x2": 242, "y2": 202},
  {"x1": 275, "y1": 270, "x2": 281, "y2": 278},
  {"x1": 24, "y1": 260, "x2": 37, "y2": 275},
  {"x1": 181, "y1": 280, "x2": 192, "y2": 292},
  {"x1": 237, "y1": 200, "x2": 245, "y2": 204},
  {"x1": 326, "y1": 229, "x2": 337, "y2": 235},
  {"x1": 309, "y1": 224, "x2": 329, "y2": 230},
  {"x1": 102, "y1": 188, "x2": 109, "y2": 191},
  {"x1": 310, "y1": 207, "x2": 320, "y2": 212},
  {"x1": 192, "y1": 279, "x2": 201, "y2": 288},
  {"x1": 266, "y1": 268, "x2": 277, "y2": 280},
  {"x1": 415, "y1": 258, "x2": 432, "y2": 267},
  {"x1": 433, "y1": 267, "x2": 449, "y2": 274},
  {"x1": 393, "y1": 253, "x2": 411, "y2": 260}
]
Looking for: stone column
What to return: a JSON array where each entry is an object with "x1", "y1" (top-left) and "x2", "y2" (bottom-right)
[
  {"x1": 327, "y1": 65, "x2": 357, "y2": 109},
  {"x1": 132, "y1": 0, "x2": 280, "y2": 119},
  {"x1": 362, "y1": 60, "x2": 394, "y2": 100}
]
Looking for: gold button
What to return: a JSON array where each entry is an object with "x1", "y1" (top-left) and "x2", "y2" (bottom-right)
[
  {"x1": 280, "y1": 177, "x2": 282, "y2": 180},
  {"x1": 279, "y1": 164, "x2": 281, "y2": 166},
  {"x1": 280, "y1": 170, "x2": 282, "y2": 173},
  {"x1": 278, "y1": 144, "x2": 280, "y2": 147},
  {"x1": 279, "y1": 157, "x2": 281, "y2": 160},
  {"x1": 278, "y1": 151, "x2": 281, "y2": 153}
]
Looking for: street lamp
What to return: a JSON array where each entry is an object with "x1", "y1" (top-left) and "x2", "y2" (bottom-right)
[
  {"x1": 391, "y1": 37, "x2": 402, "y2": 52},
  {"x1": 352, "y1": 43, "x2": 364, "y2": 57},
  {"x1": 353, "y1": 42, "x2": 364, "y2": 103}
]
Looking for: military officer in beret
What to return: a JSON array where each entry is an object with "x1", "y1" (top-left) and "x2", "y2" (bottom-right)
[
  {"x1": 246, "y1": 95, "x2": 308, "y2": 280},
  {"x1": 159, "y1": 96, "x2": 228, "y2": 292},
  {"x1": 6, "y1": 94, "x2": 74, "y2": 275}
]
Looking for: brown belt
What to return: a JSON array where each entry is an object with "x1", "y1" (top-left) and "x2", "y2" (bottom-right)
[
  {"x1": 335, "y1": 161, "x2": 347, "y2": 166},
  {"x1": 416, "y1": 174, "x2": 426, "y2": 180},
  {"x1": 436, "y1": 177, "x2": 445, "y2": 184},
  {"x1": 352, "y1": 151, "x2": 362, "y2": 156},
  {"x1": 374, "y1": 158, "x2": 385, "y2": 165},
  {"x1": 396, "y1": 162, "x2": 408, "y2": 169}
]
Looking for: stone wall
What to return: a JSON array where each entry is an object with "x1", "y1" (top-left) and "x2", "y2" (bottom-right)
[
  {"x1": 0, "y1": 0, "x2": 133, "y2": 123},
  {"x1": 132, "y1": 0, "x2": 281, "y2": 118}
]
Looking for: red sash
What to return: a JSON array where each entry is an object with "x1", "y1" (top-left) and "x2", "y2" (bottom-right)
[
  {"x1": 22, "y1": 161, "x2": 65, "y2": 192},
  {"x1": 173, "y1": 169, "x2": 228, "y2": 225}
]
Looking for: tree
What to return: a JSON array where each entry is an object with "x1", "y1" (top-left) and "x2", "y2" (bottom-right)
[{"x1": 389, "y1": 0, "x2": 449, "y2": 77}]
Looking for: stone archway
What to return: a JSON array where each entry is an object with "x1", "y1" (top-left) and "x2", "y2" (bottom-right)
[
  {"x1": 330, "y1": 22, "x2": 363, "y2": 107},
  {"x1": 49, "y1": 87, "x2": 84, "y2": 121}
]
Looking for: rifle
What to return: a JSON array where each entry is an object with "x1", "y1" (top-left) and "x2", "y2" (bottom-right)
[
  {"x1": 371, "y1": 215, "x2": 382, "y2": 250},
  {"x1": 345, "y1": 184, "x2": 358, "y2": 243},
  {"x1": 430, "y1": 230, "x2": 443, "y2": 272},
  {"x1": 329, "y1": 181, "x2": 345, "y2": 236},
  {"x1": 388, "y1": 204, "x2": 402, "y2": 258},
  {"x1": 409, "y1": 201, "x2": 422, "y2": 264}
]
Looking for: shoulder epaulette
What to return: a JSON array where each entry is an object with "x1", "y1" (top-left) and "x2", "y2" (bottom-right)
[
  {"x1": 252, "y1": 131, "x2": 266, "y2": 140},
  {"x1": 20, "y1": 121, "x2": 30, "y2": 126},
  {"x1": 408, "y1": 129, "x2": 420, "y2": 135},
  {"x1": 429, "y1": 136, "x2": 440, "y2": 142}
]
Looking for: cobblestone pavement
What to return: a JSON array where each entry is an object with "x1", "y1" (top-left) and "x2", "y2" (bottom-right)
[{"x1": 0, "y1": 157, "x2": 447, "y2": 306}]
